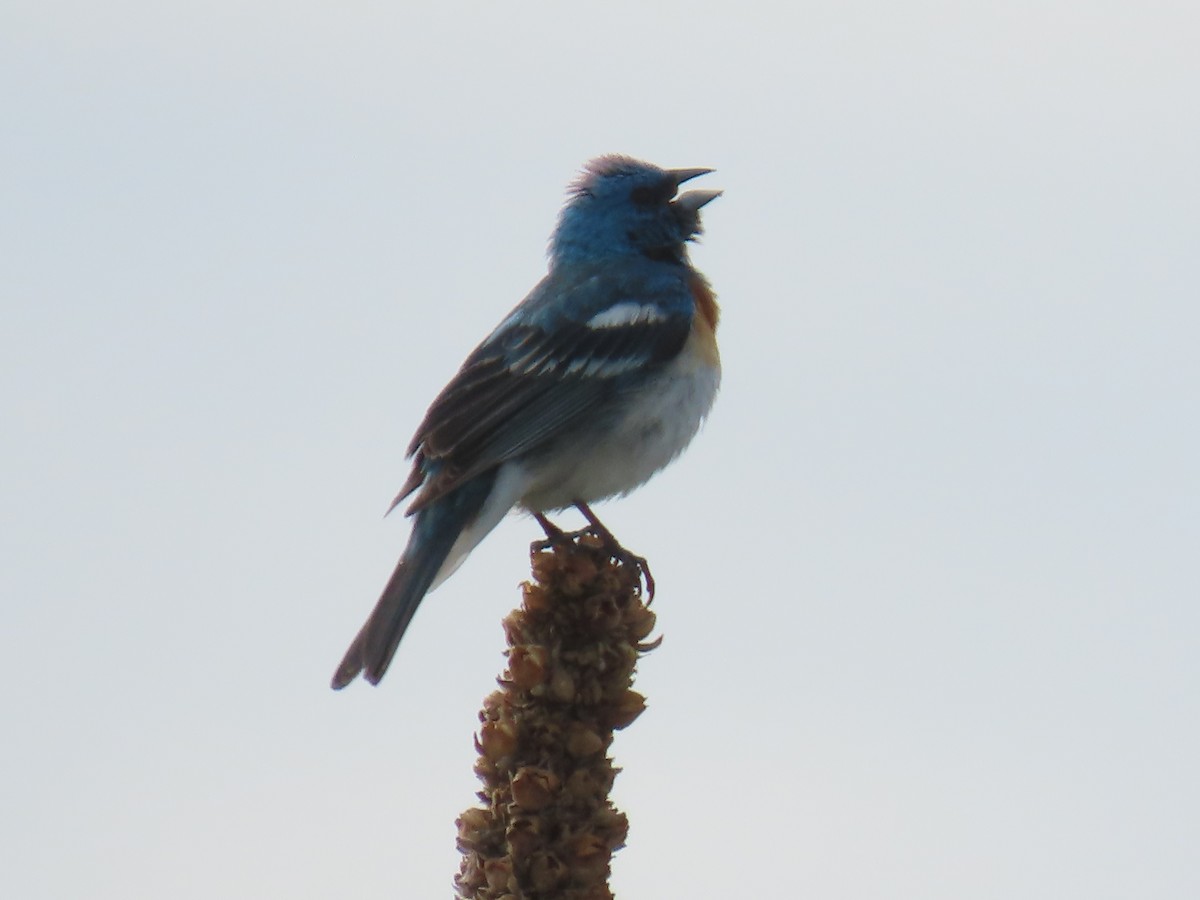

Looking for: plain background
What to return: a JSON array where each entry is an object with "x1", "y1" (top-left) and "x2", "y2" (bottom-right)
[{"x1": 3, "y1": 2, "x2": 1197, "y2": 897}]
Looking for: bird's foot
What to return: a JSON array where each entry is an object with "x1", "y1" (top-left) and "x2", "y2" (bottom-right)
[
  {"x1": 575, "y1": 502, "x2": 655, "y2": 602},
  {"x1": 532, "y1": 512, "x2": 596, "y2": 553},
  {"x1": 531, "y1": 506, "x2": 655, "y2": 601}
]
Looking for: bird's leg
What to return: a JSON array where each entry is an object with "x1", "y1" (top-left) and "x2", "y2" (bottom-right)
[
  {"x1": 533, "y1": 511, "x2": 566, "y2": 542},
  {"x1": 573, "y1": 501, "x2": 655, "y2": 601}
]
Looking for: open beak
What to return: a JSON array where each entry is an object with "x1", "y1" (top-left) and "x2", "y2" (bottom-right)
[
  {"x1": 668, "y1": 166, "x2": 715, "y2": 186},
  {"x1": 672, "y1": 188, "x2": 723, "y2": 213},
  {"x1": 666, "y1": 167, "x2": 721, "y2": 212}
]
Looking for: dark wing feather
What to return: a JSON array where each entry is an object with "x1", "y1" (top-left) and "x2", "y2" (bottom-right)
[{"x1": 397, "y1": 295, "x2": 692, "y2": 514}]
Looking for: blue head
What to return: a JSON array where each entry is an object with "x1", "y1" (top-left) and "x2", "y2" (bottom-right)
[{"x1": 549, "y1": 155, "x2": 721, "y2": 267}]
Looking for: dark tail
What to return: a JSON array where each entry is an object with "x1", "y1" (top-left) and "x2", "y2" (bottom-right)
[{"x1": 331, "y1": 471, "x2": 496, "y2": 689}]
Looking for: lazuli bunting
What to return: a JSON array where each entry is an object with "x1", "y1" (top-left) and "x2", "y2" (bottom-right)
[{"x1": 332, "y1": 155, "x2": 722, "y2": 689}]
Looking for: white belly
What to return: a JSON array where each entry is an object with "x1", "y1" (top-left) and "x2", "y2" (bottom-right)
[{"x1": 518, "y1": 335, "x2": 721, "y2": 511}]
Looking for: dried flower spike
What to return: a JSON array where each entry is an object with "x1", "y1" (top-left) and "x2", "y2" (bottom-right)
[{"x1": 454, "y1": 525, "x2": 658, "y2": 899}]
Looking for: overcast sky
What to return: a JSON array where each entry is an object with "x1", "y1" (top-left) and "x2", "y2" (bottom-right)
[{"x1": 3, "y1": 2, "x2": 1197, "y2": 897}]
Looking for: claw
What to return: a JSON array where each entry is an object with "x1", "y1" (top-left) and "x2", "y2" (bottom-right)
[{"x1": 572, "y1": 501, "x2": 655, "y2": 602}]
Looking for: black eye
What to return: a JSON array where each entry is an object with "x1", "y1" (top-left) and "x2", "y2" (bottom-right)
[{"x1": 630, "y1": 185, "x2": 658, "y2": 205}]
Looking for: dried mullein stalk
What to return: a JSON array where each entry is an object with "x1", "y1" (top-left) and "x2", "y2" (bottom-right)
[{"x1": 454, "y1": 526, "x2": 659, "y2": 900}]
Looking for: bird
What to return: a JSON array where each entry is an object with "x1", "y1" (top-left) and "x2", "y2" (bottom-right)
[{"x1": 332, "y1": 155, "x2": 722, "y2": 689}]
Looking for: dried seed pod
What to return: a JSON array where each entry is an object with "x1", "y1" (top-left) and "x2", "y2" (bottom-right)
[
  {"x1": 604, "y1": 690, "x2": 647, "y2": 730},
  {"x1": 505, "y1": 644, "x2": 549, "y2": 689},
  {"x1": 510, "y1": 767, "x2": 560, "y2": 811},
  {"x1": 565, "y1": 724, "x2": 605, "y2": 759},
  {"x1": 478, "y1": 719, "x2": 518, "y2": 762},
  {"x1": 548, "y1": 667, "x2": 577, "y2": 703}
]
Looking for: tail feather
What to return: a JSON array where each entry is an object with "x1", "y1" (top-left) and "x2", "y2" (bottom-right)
[{"x1": 331, "y1": 471, "x2": 497, "y2": 689}]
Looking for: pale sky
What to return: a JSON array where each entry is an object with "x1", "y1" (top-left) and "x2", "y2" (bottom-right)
[{"x1": 3, "y1": 2, "x2": 1198, "y2": 898}]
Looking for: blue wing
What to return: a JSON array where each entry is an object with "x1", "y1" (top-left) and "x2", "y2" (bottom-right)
[{"x1": 393, "y1": 262, "x2": 695, "y2": 514}]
